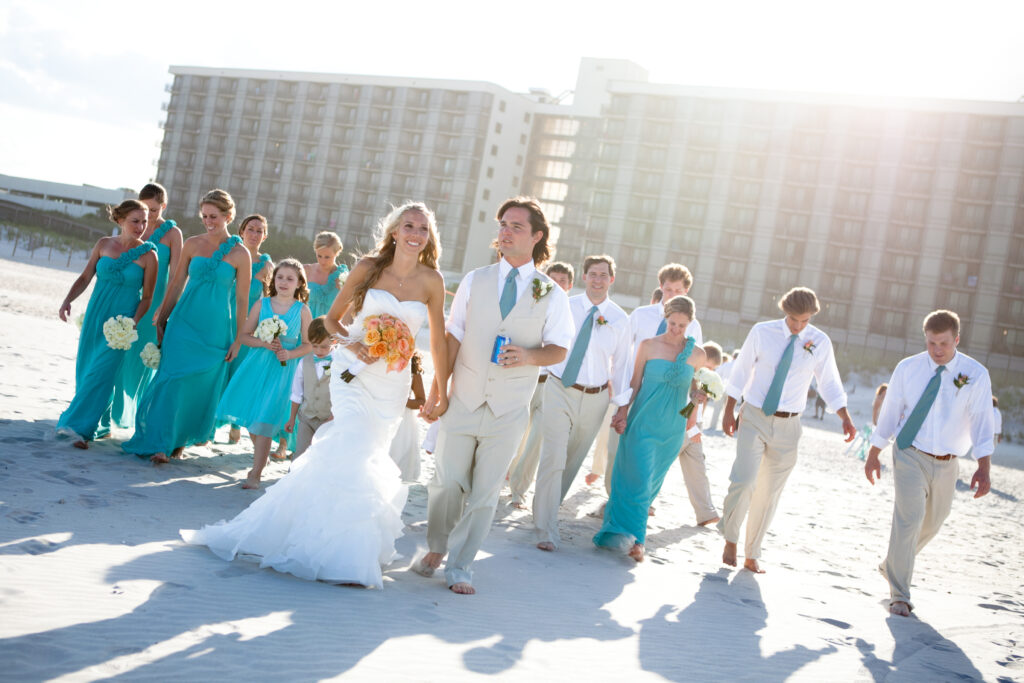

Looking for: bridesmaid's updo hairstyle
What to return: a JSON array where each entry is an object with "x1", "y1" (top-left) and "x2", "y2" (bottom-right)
[
  {"x1": 138, "y1": 183, "x2": 168, "y2": 205},
  {"x1": 349, "y1": 202, "x2": 440, "y2": 315},
  {"x1": 663, "y1": 295, "x2": 695, "y2": 322},
  {"x1": 237, "y1": 213, "x2": 269, "y2": 237},
  {"x1": 269, "y1": 257, "x2": 310, "y2": 303},
  {"x1": 107, "y1": 199, "x2": 148, "y2": 224},
  {"x1": 314, "y1": 231, "x2": 343, "y2": 253},
  {"x1": 199, "y1": 188, "x2": 235, "y2": 220}
]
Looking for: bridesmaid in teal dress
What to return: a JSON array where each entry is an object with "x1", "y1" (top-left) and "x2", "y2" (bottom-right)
[
  {"x1": 57, "y1": 200, "x2": 158, "y2": 448},
  {"x1": 218, "y1": 258, "x2": 312, "y2": 488},
  {"x1": 105, "y1": 183, "x2": 183, "y2": 431},
  {"x1": 305, "y1": 230, "x2": 349, "y2": 318},
  {"x1": 594, "y1": 296, "x2": 706, "y2": 563},
  {"x1": 124, "y1": 189, "x2": 251, "y2": 463},
  {"x1": 226, "y1": 213, "x2": 273, "y2": 445}
]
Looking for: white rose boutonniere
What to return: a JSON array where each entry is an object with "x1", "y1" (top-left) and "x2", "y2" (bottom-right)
[{"x1": 532, "y1": 278, "x2": 553, "y2": 302}]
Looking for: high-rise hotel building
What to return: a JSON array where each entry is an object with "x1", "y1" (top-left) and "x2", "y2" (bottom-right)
[{"x1": 158, "y1": 60, "x2": 1024, "y2": 376}]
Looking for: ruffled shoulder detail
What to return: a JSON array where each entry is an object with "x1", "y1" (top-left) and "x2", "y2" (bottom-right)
[
  {"x1": 327, "y1": 264, "x2": 348, "y2": 284},
  {"x1": 115, "y1": 241, "x2": 156, "y2": 266},
  {"x1": 193, "y1": 235, "x2": 242, "y2": 281},
  {"x1": 214, "y1": 235, "x2": 243, "y2": 261},
  {"x1": 662, "y1": 337, "x2": 697, "y2": 388},
  {"x1": 676, "y1": 336, "x2": 696, "y2": 363},
  {"x1": 149, "y1": 219, "x2": 177, "y2": 245},
  {"x1": 252, "y1": 252, "x2": 272, "y2": 277}
]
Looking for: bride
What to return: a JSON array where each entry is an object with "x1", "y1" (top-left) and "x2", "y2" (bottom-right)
[{"x1": 181, "y1": 202, "x2": 449, "y2": 588}]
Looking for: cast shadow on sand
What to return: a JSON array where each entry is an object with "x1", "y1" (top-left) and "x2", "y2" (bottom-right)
[{"x1": 856, "y1": 611, "x2": 984, "y2": 681}]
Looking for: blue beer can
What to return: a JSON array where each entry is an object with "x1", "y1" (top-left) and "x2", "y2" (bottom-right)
[{"x1": 491, "y1": 335, "x2": 511, "y2": 364}]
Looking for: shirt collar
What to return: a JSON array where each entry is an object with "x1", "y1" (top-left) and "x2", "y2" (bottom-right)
[
  {"x1": 499, "y1": 258, "x2": 536, "y2": 281},
  {"x1": 925, "y1": 349, "x2": 958, "y2": 373},
  {"x1": 777, "y1": 318, "x2": 806, "y2": 341}
]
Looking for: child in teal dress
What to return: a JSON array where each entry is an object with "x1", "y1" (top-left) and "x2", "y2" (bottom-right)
[
  {"x1": 305, "y1": 231, "x2": 349, "y2": 318},
  {"x1": 105, "y1": 183, "x2": 183, "y2": 431},
  {"x1": 57, "y1": 200, "x2": 158, "y2": 448},
  {"x1": 218, "y1": 258, "x2": 312, "y2": 489},
  {"x1": 226, "y1": 213, "x2": 273, "y2": 445},
  {"x1": 123, "y1": 189, "x2": 251, "y2": 463}
]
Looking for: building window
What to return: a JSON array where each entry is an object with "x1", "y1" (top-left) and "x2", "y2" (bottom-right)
[
  {"x1": 491, "y1": 145, "x2": 498, "y2": 156},
  {"x1": 495, "y1": 122, "x2": 503, "y2": 134},
  {"x1": 520, "y1": 134, "x2": 528, "y2": 145},
  {"x1": 499, "y1": 100, "x2": 506, "y2": 112},
  {"x1": 486, "y1": 167, "x2": 494, "y2": 179},
  {"x1": 478, "y1": 211, "x2": 486, "y2": 222},
  {"x1": 482, "y1": 189, "x2": 490, "y2": 200}
]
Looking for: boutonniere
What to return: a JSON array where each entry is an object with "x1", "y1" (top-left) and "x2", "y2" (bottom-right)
[
  {"x1": 595, "y1": 315, "x2": 608, "y2": 326},
  {"x1": 953, "y1": 373, "x2": 970, "y2": 389},
  {"x1": 532, "y1": 278, "x2": 553, "y2": 302},
  {"x1": 802, "y1": 340, "x2": 816, "y2": 355}
]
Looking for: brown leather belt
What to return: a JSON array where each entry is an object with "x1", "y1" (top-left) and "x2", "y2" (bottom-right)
[
  {"x1": 537, "y1": 374, "x2": 548, "y2": 383},
  {"x1": 773, "y1": 411, "x2": 800, "y2": 418},
  {"x1": 549, "y1": 374, "x2": 606, "y2": 394},
  {"x1": 912, "y1": 447, "x2": 955, "y2": 461}
]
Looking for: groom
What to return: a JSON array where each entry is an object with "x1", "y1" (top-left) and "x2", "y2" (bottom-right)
[{"x1": 418, "y1": 197, "x2": 573, "y2": 594}]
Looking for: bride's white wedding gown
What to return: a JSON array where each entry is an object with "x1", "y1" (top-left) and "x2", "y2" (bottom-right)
[{"x1": 181, "y1": 289, "x2": 426, "y2": 588}]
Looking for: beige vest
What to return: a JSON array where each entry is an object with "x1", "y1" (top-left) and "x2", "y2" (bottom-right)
[
  {"x1": 298, "y1": 355, "x2": 332, "y2": 421},
  {"x1": 452, "y1": 263, "x2": 552, "y2": 417}
]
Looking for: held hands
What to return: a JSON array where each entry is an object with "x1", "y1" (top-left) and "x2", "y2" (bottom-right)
[
  {"x1": 418, "y1": 385, "x2": 448, "y2": 422},
  {"x1": 498, "y1": 344, "x2": 530, "y2": 368},
  {"x1": 611, "y1": 406, "x2": 629, "y2": 434},
  {"x1": 723, "y1": 410, "x2": 738, "y2": 437},
  {"x1": 284, "y1": 419, "x2": 295, "y2": 434},
  {"x1": 59, "y1": 301, "x2": 71, "y2": 322}
]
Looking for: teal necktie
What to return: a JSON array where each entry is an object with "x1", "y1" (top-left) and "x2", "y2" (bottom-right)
[
  {"x1": 656, "y1": 318, "x2": 667, "y2": 335},
  {"x1": 500, "y1": 267, "x2": 519, "y2": 319},
  {"x1": 762, "y1": 333, "x2": 799, "y2": 416},
  {"x1": 562, "y1": 305, "x2": 599, "y2": 387},
  {"x1": 896, "y1": 365, "x2": 945, "y2": 450}
]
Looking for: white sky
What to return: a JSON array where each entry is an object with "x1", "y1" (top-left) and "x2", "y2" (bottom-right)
[{"x1": 2, "y1": 0, "x2": 1022, "y2": 190}]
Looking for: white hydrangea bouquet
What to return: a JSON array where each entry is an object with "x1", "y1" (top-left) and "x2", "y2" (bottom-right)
[
  {"x1": 254, "y1": 315, "x2": 289, "y2": 366},
  {"x1": 679, "y1": 367, "x2": 725, "y2": 418},
  {"x1": 140, "y1": 342, "x2": 161, "y2": 369},
  {"x1": 74, "y1": 312, "x2": 85, "y2": 330},
  {"x1": 103, "y1": 315, "x2": 138, "y2": 350}
]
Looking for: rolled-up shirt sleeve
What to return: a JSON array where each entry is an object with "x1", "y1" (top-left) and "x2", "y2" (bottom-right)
[
  {"x1": 541, "y1": 286, "x2": 574, "y2": 348},
  {"x1": 289, "y1": 365, "x2": 305, "y2": 405},
  {"x1": 968, "y1": 370, "x2": 995, "y2": 459},
  {"x1": 726, "y1": 327, "x2": 758, "y2": 401},
  {"x1": 609, "y1": 319, "x2": 633, "y2": 406},
  {"x1": 871, "y1": 365, "x2": 904, "y2": 449},
  {"x1": 444, "y1": 270, "x2": 475, "y2": 343},
  {"x1": 813, "y1": 336, "x2": 847, "y2": 413}
]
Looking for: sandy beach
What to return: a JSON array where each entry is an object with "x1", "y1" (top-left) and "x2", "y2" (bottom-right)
[{"x1": 1, "y1": 255, "x2": 1022, "y2": 681}]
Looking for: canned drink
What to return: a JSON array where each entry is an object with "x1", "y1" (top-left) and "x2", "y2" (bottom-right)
[{"x1": 491, "y1": 335, "x2": 511, "y2": 364}]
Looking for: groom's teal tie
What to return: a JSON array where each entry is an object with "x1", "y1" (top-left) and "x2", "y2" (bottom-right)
[
  {"x1": 562, "y1": 305, "x2": 599, "y2": 387},
  {"x1": 761, "y1": 333, "x2": 799, "y2": 416},
  {"x1": 656, "y1": 318, "x2": 667, "y2": 335},
  {"x1": 499, "y1": 267, "x2": 519, "y2": 319},
  {"x1": 896, "y1": 365, "x2": 945, "y2": 450}
]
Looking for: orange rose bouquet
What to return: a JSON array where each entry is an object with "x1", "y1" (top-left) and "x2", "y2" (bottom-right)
[{"x1": 341, "y1": 313, "x2": 416, "y2": 382}]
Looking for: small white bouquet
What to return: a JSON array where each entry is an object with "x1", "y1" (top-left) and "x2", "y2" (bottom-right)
[
  {"x1": 140, "y1": 342, "x2": 161, "y2": 369},
  {"x1": 74, "y1": 312, "x2": 85, "y2": 330},
  {"x1": 680, "y1": 367, "x2": 725, "y2": 418},
  {"x1": 254, "y1": 315, "x2": 288, "y2": 366},
  {"x1": 103, "y1": 315, "x2": 138, "y2": 351}
]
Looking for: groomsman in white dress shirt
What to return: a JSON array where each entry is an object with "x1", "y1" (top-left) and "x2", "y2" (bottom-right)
[
  {"x1": 720, "y1": 287, "x2": 856, "y2": 573},
  {"x1": 508, "y1": 262, "x2": 574, "y2": 508},
  {"x1": 533, "y1": 255, "x2": 632, "y2": 551},
  {"x1": 865, "y1": 309, "x2": 993, "y2": 616},
  {"x1": 418, "y1": 197, "x2": 573, "y2": 594}
]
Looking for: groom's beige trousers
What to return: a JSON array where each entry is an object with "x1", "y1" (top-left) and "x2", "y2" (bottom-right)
[
  {"x1": 717, "y1": 405, "x2": 801, "y2": 560},
  {"x1": 676, "y1": 437, "x2": 718, "y2": 524},
  {"x1": 532, "y1": 380, "x2": 609, "y2": 546},
  {"x1": 507, "y1": 379, "x2": 546, "y2": 505},
  {"x1": 884, "y1": 445, "x2": 957, "y2": 609},
  {"x1": 427, "y1": 395, "x2": 529, "y2": 586}
]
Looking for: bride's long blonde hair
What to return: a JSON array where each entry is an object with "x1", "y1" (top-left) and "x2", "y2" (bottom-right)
[{"x1": 350, "y1": 202, "x2": 440, "y2": 314}]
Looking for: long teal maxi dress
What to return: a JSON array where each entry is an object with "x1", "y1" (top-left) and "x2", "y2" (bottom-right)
[
  {"x1": 57, "y1": 242, "x2": 156, "y2": 442},
  {"x1": 124, "y1": 236, "x2": 242, "y2": 456},
  {"x1": 105, "y1": 220, "x2": 177, "y2": 430},
  {"x1": 217, "y1": 297, "x2": 305, "y2": 438},
  {"x1": 594, "y1": 337, "x2": 696, "y2": 549}
]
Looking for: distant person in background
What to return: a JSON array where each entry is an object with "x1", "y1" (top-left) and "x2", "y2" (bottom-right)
[
  {"x1": 872, "y1": 383, "x2": 888, "y2": 426},
  {"x1": 865, "y1": 309, "x2": 993, "y2": 617},
  {"x1": 705, "y1": 350, "x2": 734, "y2": 432},
  {"x1": 508, "y1": 260, "x2": 574, "y2": 508},
  {"x1": 650, "y1": 287, "x2": 663, "y2": 304},
  {"x1": 306, "y1": 231, "x2": 350, "y2": 318},
  {"x1": 993, "y1": 396, "x2": 1002, "y2": 444}
]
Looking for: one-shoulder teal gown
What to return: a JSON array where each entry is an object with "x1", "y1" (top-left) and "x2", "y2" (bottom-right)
[
  {"x1": 105, "y1": 220, "x2": 176, "y2": 430},
  {"x1": 124, "y1": 236, "x2": 242, "y2": 456},
  {"x1": 307, "y1": 264, "x2": 348, "y2": 318},
  {"x1": 57, "y1": 242, "x2": 156, "y2": 442},
  {"x1": 217, "y1": 297, "x2": 305, "y2": 438},
  {"x1": 594, "y1": 337, "x2": 695, "y2": 549}
]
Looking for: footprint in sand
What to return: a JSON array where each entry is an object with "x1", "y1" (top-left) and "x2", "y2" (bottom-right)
[
  {"x1": 5, "y1": 509, "x2": 43, "y2": 524},
  {"x1": 43, "y1": 470, "x2": 96, "y2": 486},
  {"x1": 78, "y1": 494, "x2": 109, "y2": 509},
  {"x1": 0, "y1": 538, "x2": 64, "y2": 555}
]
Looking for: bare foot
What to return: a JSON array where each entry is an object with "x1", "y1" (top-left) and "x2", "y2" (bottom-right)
[
  {"x1": 511, "y1": 500, "x2": 527, "y2": 510},
  {"x1": 270, "y1": 451, "x2": 289, "y2": 461},
  {"x1": 449, "y1": 582, "x2": 475, "y2": 595},
  {"x1": 744, "y1": 558, "x2": 765, "y2": 574},
  {"x1": 150, "y1": 453, "x2": 170, "y2": 464},
  {"x1": 628, "y1": 543, "x2": 645, "y2": 562},
  {"x1": 413, "y1": 552, "x2": 442, "y2": 577},
  {"x1": 536, "y1": 541, "x2": 555, "y2": 552},
  {"x1": 72, "y1": 440, "x2": 88, "y2": 450},
  {"x1": 889, "y1": 601, "x2": 911, "y2": 617},
  {"x1": 227, "y1": 428, "x2": 241, "y2": 444},
  {"x1": 698, "y1": 516, "x2": 721, "y2": 527},
  {"x1": 648, "y1": 506, "x2": 655, "y2": 516},
  {"x1": 584, "y1": 473, "x2": 599, "y2": 486},
  {"x1": 241, "y1": 471, "x2": 261, "y2": 489},
  {"x1": 722, "y1": 541, "x2": 738, "y2": 567},
  {"x1": 170, "y1": 447, "x2": 185, "y2": 459},
  {"x1": 194, "y1": 441, "x2": 209, "y2": 447}
]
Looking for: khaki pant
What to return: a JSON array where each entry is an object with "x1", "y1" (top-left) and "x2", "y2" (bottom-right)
[
  {"x1": 293, "y1": 415, "x2": 329, "y2": 460},
  {"x1": 533, "y1": 381, "x2": 609, "y2": 546},
  {"x1": 884, "y1": 446, "x2": 958, "y2": 610},
  {"x1": 507, "y1": 381, "x2": 546, "y2": 505},
  {"x1": 427, "y1": 396, "x2": 530, "y2": 586},
  {"x1": 677, "y1": 438, "x2": 718, "y2": 524},
  {"x1": 718, "y1": 405, "x2": 802, "y2": 560}
]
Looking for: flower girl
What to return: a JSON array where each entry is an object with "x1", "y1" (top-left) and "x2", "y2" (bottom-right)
[
  {"x1": 57, "y1": 200, "x2": 158, "y2": 448},
  {"x1": 217, "y1": 258, "x2": 312, "y2": 489}
]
